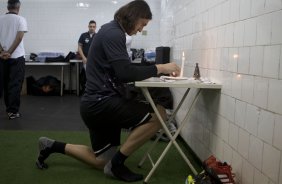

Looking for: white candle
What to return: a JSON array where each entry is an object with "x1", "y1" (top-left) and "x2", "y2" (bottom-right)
[{"x1": 180, "y1": 51, "x2": 185, "y2": 77}]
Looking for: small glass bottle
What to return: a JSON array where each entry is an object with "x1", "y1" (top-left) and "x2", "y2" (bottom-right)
[{"x1": 193, "y1": 63, "x2": 200, "y2": 80}]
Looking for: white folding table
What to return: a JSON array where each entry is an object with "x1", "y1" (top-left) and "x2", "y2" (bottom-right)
[
  {"x1": 135, "y1": 77, "x2": 222, "y2": 183},
  {"x1": 69, "y1": 59, "x2": 82, "y2": 96}
]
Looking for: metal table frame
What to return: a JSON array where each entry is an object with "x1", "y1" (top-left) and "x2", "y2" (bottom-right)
[
  {"x1": 135, "y1": 77, "x2": 222, "y2": 183},
  {"x1": 69, "y1": 59, "x2": 82, "y2": 96}
]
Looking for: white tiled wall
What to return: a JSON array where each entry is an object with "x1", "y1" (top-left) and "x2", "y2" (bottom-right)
[
  {"x1": 160, "y1": 0, "x2": 282, "y2": 183},
  {"x1": 0, "y1": 0, "x2": 161, "y2": 55}
]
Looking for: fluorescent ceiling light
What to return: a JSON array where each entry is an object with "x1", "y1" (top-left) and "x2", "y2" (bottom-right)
[{"x1": 76, "y1": 2, "x2": 90, "y2": 8}]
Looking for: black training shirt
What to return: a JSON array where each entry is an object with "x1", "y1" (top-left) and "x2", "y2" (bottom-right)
[
  {"x1": 81, "y1": 20, "x2": 158, "y2": 102},
  {"x1": 78, "y1": 32, "x2": 95, "y2": 56}
]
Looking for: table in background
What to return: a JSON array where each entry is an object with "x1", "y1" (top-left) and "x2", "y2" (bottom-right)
[
  {"x1": 69, "y1": 59, "x2": 82, "y2": 96},
  {"x1": 25, "y1": 61, "x2": 70, "y2": 96},
  {"x1": 135, "y1": 77, "x2": 222, "y2": 183}
]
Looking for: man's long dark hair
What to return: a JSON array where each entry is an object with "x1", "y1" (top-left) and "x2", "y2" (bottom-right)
[{"x1": 114, "y1": 0, "x2": 152, "y2": 34}]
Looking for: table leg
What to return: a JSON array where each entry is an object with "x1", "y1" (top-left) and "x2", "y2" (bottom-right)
[
  {"x1": 138, "y1": 129, "x2": 164, "y2": 168},
  {"x1": 76, "y1": 62, "x2": 79, "y2": 96},
  {"x1": 138, "y1": 88, "x2": 190, "y2": 167},
  {"x1": 141, "y1": 88, "x2": 200, "y2": 183},
  {"x1": 69, "y1": 63, "x2": 72, "y2": 94},
  {"x1": 60, "y1": 66, "x2": 64, "y2": 96}
]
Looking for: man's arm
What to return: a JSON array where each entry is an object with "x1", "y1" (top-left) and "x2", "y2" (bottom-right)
[
  {"x1": 0, "y1": 43, "x2": 11, "y2": 60},
  {"x1": 78, "y1": 43, "x2": 87, "y2": 64},
  {"x1": 7, "y1": 31, "x2": 25, "y2": 55}
]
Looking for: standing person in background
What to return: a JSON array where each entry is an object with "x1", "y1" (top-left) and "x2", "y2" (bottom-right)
[
  {"x1": 0, "y1": 0, "x2": 28, "y2": 120},
  {"x1": 0, "y1": 44, "x2": 4, "y2": 98},
  {"x1": 77, "y1": 20, "x2": 96, "y2": 94},
  {"x1": 36, "y1": 0, "x2": 180, "y2": 182},
  {"x1": 78, "y1": 20, "x2": 97, "y2": 69}
]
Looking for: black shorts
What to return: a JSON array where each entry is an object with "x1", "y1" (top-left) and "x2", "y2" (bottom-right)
[{"x1": 80, "y1": 96, "x2": 153, "y2": 155}]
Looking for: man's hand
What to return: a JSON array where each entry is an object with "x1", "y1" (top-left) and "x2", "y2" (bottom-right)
[
  {"x1": 0, "y1": 51, "x2": 11, "y2": 60},
  {"x1": 82, "y1": 57, "x2": 87, "y2": 64},
  {"x1": 156, "y1": 62, "x2": 181, "y2": 76}
]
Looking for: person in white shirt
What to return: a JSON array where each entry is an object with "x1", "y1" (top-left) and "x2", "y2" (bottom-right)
[
  {"x1": 0, "y1": 44, "x2": 4, "y2": 98},
  {"x1": 0, "y1": 0, "x2": 28, "y2": 120}
]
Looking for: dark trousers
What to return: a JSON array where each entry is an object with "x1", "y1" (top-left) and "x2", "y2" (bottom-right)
[
  {"x1": 2, "y1": 56, "x2": 25, "y2": 113},
  {"x1": 0, "y1": 60, "x2": 3, "y2": 98},
  {"x1": 79, "y1": 63, "x2": 86, "y2": 95}
]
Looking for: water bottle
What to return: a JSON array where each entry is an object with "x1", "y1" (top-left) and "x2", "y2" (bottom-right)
[{"x1": 185, "y1": 175, "x2": 195, "y2": 184}]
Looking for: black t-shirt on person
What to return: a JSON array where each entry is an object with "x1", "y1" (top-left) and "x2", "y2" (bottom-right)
[
  {"x1": 81, "y1": 20, "x2": 158, "y2": 102},
  {"x1": 78, "y1": 32, "x2": 95, "y2": 56}
]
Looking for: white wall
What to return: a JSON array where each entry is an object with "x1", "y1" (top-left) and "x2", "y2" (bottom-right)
[
  {"x1": 0, "y1": 0, "x2": 161, "y2": 55},
  {"x1": 160, "y1": 0, "x2": 282, "y2": 183}
]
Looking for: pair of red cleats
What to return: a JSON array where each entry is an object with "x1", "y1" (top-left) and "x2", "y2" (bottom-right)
[{"x1": 203, "y1": 155, "x2": 235, "y2": 184}]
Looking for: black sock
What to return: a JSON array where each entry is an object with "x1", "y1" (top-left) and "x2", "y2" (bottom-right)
[
  {"x1": 108, "y1": 150, "x2": 143, "y2": 182},
  {"x1": 52, "y1": 141, "x2": 66, "y2": 154},
  {"x1": 38, "y1": 141, "x2": 66, "y2": 163},
  {"x1": 111, "y1": 150, "x2": 128, "y2": 167}
]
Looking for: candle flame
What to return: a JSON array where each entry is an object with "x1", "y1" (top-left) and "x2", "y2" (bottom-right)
[{"x1": 180, "y1": 51, "x2": 185, "y2": 77}]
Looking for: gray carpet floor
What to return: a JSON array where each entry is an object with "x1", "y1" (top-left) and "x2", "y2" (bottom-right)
[{"x1": 0, "y1": 95, "x2": 87, "y2": 131}]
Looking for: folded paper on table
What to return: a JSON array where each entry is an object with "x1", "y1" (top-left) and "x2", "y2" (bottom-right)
[{"x1": 160, "y1": 76, "x2": 189, "y2": 80}]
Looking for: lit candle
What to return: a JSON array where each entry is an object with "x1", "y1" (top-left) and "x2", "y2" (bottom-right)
[{"x1": 180, "y1": 51, "x2": 185, "y2": 77}]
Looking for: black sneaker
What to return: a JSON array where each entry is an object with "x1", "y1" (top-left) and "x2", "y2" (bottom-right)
[
  {"x1": 7, "y1": 112, "x2": 21, "y2": 120},
  {"x1": 104, "y1": 161, "x2": 143, "y2": 182},
  {"x1": 36, "y1": 137, "x2": 55, "y2": 169}
]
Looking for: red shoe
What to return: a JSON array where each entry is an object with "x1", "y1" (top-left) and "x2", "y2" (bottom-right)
[{"x1": 203, "y1": 156, "x2": 235, "y2": 184}]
